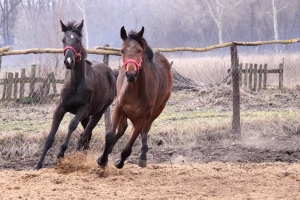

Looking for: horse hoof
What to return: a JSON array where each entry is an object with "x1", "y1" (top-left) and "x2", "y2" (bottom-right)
[
  {"x1": 138, "y1": 159, "x2": 147, "y2": 168},
  {"x1": 115, "y1": 160, "x2": 124, "y2": 169},
  {"x1": 97, "y1": 157, "x2": 107, "y2": 169},
  {"x1": 34, "y1": 164, "x2": 42, "y2": 170}
]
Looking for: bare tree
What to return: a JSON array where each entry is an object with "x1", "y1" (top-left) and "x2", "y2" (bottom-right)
[
  {"x1": 205, "y1": 0, "x2": 244, "y2": 44},
  {"x1": 270, "y1": 0, "x2": 291, "y2": 40},
  {"x1": 0, "y1": 0, "x2": 22, "y2": 46}
]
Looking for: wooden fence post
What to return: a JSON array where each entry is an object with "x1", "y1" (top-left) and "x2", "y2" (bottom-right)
[
  {"x1": 258, "y1": 64, "x2": 262, "y2": 90},
  {"x1": 279, "y1": 63, "x2": 283, "y2": 89},
  {"x1": 249, "y1": 64, "x2": 253, "y2": 90},
  {"x1": 103, "y1": 44, "x2": 111, "y2": 133},
  {"x1": 230, "y1": 44, "x2": 241, "y2": 140},
  {"x1": 1, "y1": 72, "x2": 7, "y2": 100},
  {"x1": 244, "y1": 63, "x2": 248, "y2": 87},
  {"x1": 46, "y1": 73, "x2": 51, "y2": 95},
  {"x1": 49, "y1": 72, "x2": 57, "y2": 94},
  {"x1": 30, "y1": 65, "x2": 36, "y2": 95},
  {"x1": 253, "y1": 64, "x2": 258, "y2": 91},
  {"x1": 263, "y1": 64, "x2": 267, "y2": 89},
  {"x1": 20, "y1": 68, "x2": 25, "y2": 99},
  {"x1": 6, "y1": 72, "x2": 13, "y2": 100},
  {"x1": 239, "y1": 64, "x2": 242, "y2": 86},
  {"x1": 14, "y1": 72, "x2": 19, "y2": 99},
  {"x1": 0, "y1": 56, "x2": 2, "y2": 72}
]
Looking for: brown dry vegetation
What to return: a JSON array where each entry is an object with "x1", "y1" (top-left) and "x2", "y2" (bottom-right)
[{"x1": 1, "y1": 85, "x2": 300, "y2": 199}]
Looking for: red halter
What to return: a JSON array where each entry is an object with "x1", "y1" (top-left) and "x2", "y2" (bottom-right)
[
  {"x1": 62, "y1": 45, "x2": 82, "y2": 62},
  {"x1": 122, "y1": 52, "x2": 143, "y2": 73}
]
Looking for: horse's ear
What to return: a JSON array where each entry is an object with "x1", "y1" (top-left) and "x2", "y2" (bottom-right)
[
  {"x1": 137, "y1": 27, "x2": 144, "y2": 38},
  {"x1": 77, "y1": 20, "x2": 84, "y2": 31},
  {"x1": 60, "y1": 20, "x2": 67, "y2": 32},
  {"x1": 120, "y1": 26, "x2": 127, "y2": 40}
]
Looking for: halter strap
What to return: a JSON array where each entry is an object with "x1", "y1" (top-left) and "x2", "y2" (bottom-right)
[
  {"x1": 122, "y1": 52, "x2": 143, "y2": 73},
  {"x1": 62, "y1": 45, "x2": 82, "y2": 62}
]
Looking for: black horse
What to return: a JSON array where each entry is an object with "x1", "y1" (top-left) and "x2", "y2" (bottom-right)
[{"x1": 35, "y1": 20, "x2": 116, "y2": 170}]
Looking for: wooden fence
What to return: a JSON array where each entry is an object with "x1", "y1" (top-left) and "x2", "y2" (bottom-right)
[
  {"x1": 0, "y1": 38, "x2": 300, "y2": 138},
  {"x1": 228, "y1": 61, "x2": 284, "y2": 90},
  {"x1": 0, "y1": 64, "x2": 66, "y2": 103}
]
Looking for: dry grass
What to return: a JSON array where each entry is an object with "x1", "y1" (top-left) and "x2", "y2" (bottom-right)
[
  {"x1": 1, "y1": 86, "x2": 300, "y2": 162},
  {"x1": 1, "y1": 49, "x2": 300, "y2": 162}
]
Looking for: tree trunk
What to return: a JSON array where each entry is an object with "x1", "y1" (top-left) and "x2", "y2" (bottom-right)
[{"x1": 272, "y1": 0, "x2": 279, "y2": 40}]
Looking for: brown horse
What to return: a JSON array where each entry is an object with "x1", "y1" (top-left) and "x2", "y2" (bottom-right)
[
  {"x1": 35, "y1": 20, "x2": 116, "y2": 170},
  {"x1": 98, "y1": 26, "x2": 173, "y2": 169}
]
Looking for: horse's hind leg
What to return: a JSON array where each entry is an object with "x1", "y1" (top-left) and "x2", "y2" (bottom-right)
[
  {"x1": 76, "y1": 111, "x2": 105, "y2": 151},
  {"x1": 75, "y1": 117, "x2": 91, "y2": 151},
  {"x1": 108, "y1": 118, "x2": 128, "y2": 154}
]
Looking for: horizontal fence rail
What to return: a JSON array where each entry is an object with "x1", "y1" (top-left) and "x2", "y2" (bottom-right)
[{"x1": 1, "y1": 38, "x2": 300, "y2": 56}]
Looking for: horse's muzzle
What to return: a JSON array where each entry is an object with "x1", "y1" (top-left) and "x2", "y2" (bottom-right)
[
  {"x1": 64, "y1": 57, "x2": 75, "y2": 69},
  {"x1": 126, "y1": 71, "x2": 137, "y2": 82}
]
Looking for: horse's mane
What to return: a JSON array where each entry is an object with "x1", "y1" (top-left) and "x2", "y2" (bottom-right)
[
  {"x1": 63, "y1": 20, "x2": 88, "y2": 60},
  {"x1": 64, "y1": 21, "x2": 83, "y2": 37},
  {"x1": 128, "y1": 31, "x2": 154, "y2": 62}
]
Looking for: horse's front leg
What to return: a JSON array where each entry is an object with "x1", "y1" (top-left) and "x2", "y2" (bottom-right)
[
  {"x1": 35, "y1": 106, "x2": 65, "y2": 170},
  {"x1": 57, "y1": 106, "x2": 88, "y2": 159},
  {"x1": 97, "y1": 109, "x2": 126, "y2": 168},
  {"x1": 138, "y1": 131, "x2": 149, "y2": 168},
  {"x1": 115, "y1": 119, "x2": 144, "y2": 169},
  {"x1": 138, "y1": 119, "x2": 154, "y2": 168}
]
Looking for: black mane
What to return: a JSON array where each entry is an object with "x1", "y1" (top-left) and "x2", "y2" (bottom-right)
[{"x1": 128, "y1": 31, "x2": 154, "y2": 62}]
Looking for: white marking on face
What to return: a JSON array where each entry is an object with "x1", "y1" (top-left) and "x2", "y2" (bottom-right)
[
  {"x1": 67, "y1": 57, "x2": 71, "y2": 64},
  {"x1": 71, "y1": 35, "x2": 74, "y2": 39},
  {"x1": 127, "y1": 42, "x2": 135, "y2": 52}
]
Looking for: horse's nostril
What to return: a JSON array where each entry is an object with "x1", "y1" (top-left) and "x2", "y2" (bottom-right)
[
  {"x1": 125, "y1": 71, "x2": 137, "y2": 78},
  {"x1": 64, "y1": 57, "x2": 74, "y2": 65}
]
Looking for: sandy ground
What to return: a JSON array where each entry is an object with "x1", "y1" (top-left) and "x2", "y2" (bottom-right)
[
  {"x1": 2, "y1": 88, "x2": 300, "y2": 199},
  {"x1": 1, "y1": 153, "x2": 300, "y2": 200}
]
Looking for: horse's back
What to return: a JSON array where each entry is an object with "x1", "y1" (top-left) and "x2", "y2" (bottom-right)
[
  {"x1": 91, "y1": 62, "x2": 115, "y2": 82},
  {"x1": 151, "y1": 52, "x2": 173, "y2": 112},
  {"x1": 153, "y1": 51, "x2": 173, "y2": 92},
  {"x1": 90, "y1": 62, "x2": 116, "y2": 103},
  {"x1": 154, "y1": 52, "x2": 171, "y2": 70}
]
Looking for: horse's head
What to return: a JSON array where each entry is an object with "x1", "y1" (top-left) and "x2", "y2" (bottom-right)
[
  {"x1": 120, "y1": 26, "x2": 146, "y2": 82},
  {"x1": 60, "y1": 20, "x2": 84, "y2": 69}
]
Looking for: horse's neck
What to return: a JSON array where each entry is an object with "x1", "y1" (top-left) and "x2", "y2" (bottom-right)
[
  {"x1": 131, "y1": 62, "x2": 149, "y2": 89},
  {"x1": 70, "y1": 61, "x2": 86, "y2": 82}
]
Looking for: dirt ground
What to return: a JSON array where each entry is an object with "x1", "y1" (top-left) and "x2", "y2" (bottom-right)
[
  {"x1": 1, "y1": 86, "x2": 300, "y2": 199},
  {"x1": 0, "y1": 156, "x2": 300, "y2": 200},
  {"x1": 1, "y1": 134, "x2": 300, "y2": 200}
]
